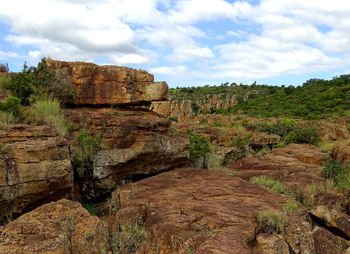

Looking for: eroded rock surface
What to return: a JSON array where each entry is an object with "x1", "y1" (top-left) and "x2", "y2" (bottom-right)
[
  {"x1": 0, "y1": 199, "x2": 109, "y2": 254},
  {"x1": 230, "y1": 144, "x2": 333, "y2": 198},
  {"x1": 0, "y1": 125, "x2": 73, "y2": 225},
  {"x1": 47, "y1": 60, "x2": 168, "y2": 105},
  {"x1": 65, "y1": 107, "x2": 189, "y2": 199},
  {"x1": 107, "y1": 168, "x2": 316, "y2": 254}
]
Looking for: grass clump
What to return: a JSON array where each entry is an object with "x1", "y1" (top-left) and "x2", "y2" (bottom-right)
[
  {"x1": 25, "y1": 98, "x2": 68, "y2": 137},
  {"x1": 72, "y1": 132, "x2": 101, "y2": 177},
  {"x1": 111, "y1": 224, "x2": 148, "y2": 253},
  {"x1": 283, "y1": 200, "x2": 299, "y2": 214},
  {"x1": 0, "y1": 111, "x2": 16, "y2": 131},
  {"x1": 251, "y1": 176, "x2": 288, "y2": 195},
  {"x1": 257, "y1": 210, "x2": 287, "y2": 234},
  {"x1": 82, "y1": 203, "x2": 97, "y2": 216},
  {"x1": 0, "y1": 95, "x2": 21, "y2": 116},
  {"x1": 320, "y1": 160, "x2": 350, "y2": 191}
]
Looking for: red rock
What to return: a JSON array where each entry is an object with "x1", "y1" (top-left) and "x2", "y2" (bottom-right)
[
  {"x1": 0, "y1": 199, "x2": 109, "y2": 254},
  {"x1": 107, "y1": 168, "x2": 315, "y2": 254},
  {"x1": 47, "y1": 59, "x2": 168, "y2": 105}
]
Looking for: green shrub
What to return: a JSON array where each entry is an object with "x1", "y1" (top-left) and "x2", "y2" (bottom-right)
[
  {"x1": 336, "y1": 171, "x2": 350, "y2": 191},
  {"x1": 0, "y1": 75, "x2": 11, "y2": 89},
  {"x1": 347, "y1": 126, "x2": 350, "y2": 131},
  {"x1": 187, "y1": 129, "x2": 210, "y2": 160},
  {"x1": 0, "y1": 96, "x2": 21, "y2": 116},
  {"x1": 72, "y1": 132, "x2": 101, "y2": 177},
  {"x1": 257, "y1": 210, "x2": 287, "y2": 234},
  {"x1": 284, "y1": 125, "x2": 321, "y2": 146},
  {"x1": 321, "y1": 160, "x2": 344, "y2": 180},
  {"x1": 3, "y1": 59, "x2": 54, "y2": 105},
  {"x1": 168, "y1": 117, "x2": 178, "y2": 122},
  {"x1": 251, "y1": 176, "x2": 288, "y2": 195},
  {"x1": 0, "y1": 111, "x2": 16, "y2": 131},
  {"x1": 283, "y1": 200, "x2": 299, "y2": 214},
  {"x1": 25, "y1": 98, "x2": 68, "y2": 137}
]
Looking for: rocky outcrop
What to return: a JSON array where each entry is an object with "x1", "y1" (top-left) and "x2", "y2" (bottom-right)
[
  {"x1": 151, "y1": 94, "x2": 238, "y2": 122},
  {"x1": 106, "y1": 168, "x2": 317, "y2": 254},
  {"x1": 229, "y1": 144, "x2": 348, "y2": 206},
  {"x1": 0, "y1": 125, "x2": 73, "y2": 225},
  {"x1": 151, "y1": 99, "x2": 194, "y2": 122},
  {"x1": 65, "y1": 107, "x2": 189, "y2": 200},
  {"x1": 0, "y1": 199, "x2": 109, "y2": 254},
  {"x1": 47, "y1": 60, "x2": 168, "y2": 105}
]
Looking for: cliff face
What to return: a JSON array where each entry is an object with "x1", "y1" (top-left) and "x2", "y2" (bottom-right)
[{"x1": 151, "y1": 93, "x2": 238, "y2": 122}]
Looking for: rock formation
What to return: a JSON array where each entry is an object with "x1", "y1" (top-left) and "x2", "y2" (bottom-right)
[
  {"x1": 64, "y1": 107, "x2": 189, "y2": 200},
  {"x1": 0, "y1": 199, "x2": 109, "y2": 254},
  {"x1": 47, "y1": 60, "x2": 168, "y2": 105},
  {"x1": 0, "y1": 125, "x2": 73, "y2": 225}
]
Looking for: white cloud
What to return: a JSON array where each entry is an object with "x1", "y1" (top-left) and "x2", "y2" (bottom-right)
[
  {"x1": 28, "y1": 50, "x2": 41, "y2": 59},
  {"x1": 110, "y1": 54, "x2": 149, "y2": 65},
  {"x1": 0, "y1": 50, "x2": 21, "y2": 59},
  {"x1": 150, "y1": 65, "x2": 187, "y2": 75},
  {"x1": 1, "y1": 0, "x2": 350, "y2": 85}
]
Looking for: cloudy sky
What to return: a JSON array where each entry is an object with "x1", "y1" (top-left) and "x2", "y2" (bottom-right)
[{"x1": 1, "y1": 0, "x2": 350, "y2": 87}]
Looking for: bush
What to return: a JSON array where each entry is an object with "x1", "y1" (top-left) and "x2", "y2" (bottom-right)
[
  {"x1": 257, "y1": 210, "x2": 287, "y2": 234},
  {"x1": 284, "y1": 125, "x2": 321, "y2": 146},
  {"x1": 251, "y1": 176, "x2": 288, "y2": 195},
  {"x1": 0, "y1": 96, "x2": 21, "y2": 116},
  {"x1": 82, "y1": 203, "x2": 97, "y2": 216},
  {"x1": 0, "y1": 111, "x2": 16, "y2": 131},
  {"x1": 321, "y1": 160, "x2": 343, "y2": 180},
  {"x1": 187, "y1": 129, "x2": 210, "y2": 160},
  {"x1": 3, "y1": 59, "x2": 54, "y2": 105},
  {"x1": 25, "y1": 98, "x2": 68, "y2": 137},
  {"x1": 72, "y1": 132, "x2": 101, "y2": 177},
  {"x1": 168, "y1": 117, "x2": 178, "y2": 122}
]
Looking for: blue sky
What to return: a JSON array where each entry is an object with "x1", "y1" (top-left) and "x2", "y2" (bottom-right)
[{"x1": 1, "y1": 0, "x2": 350, "y2": 88}]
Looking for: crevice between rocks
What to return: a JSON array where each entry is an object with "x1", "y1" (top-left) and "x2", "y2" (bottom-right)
[{"x1": 310, "y1": 212, "x2": 350, "y2": 241}]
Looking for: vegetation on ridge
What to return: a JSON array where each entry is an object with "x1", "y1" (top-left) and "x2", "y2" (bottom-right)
[{"x1": 169, "y1": 74, "x2": 350, "y2": 119}]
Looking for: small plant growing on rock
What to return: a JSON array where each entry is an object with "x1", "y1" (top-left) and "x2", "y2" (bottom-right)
[
  {"x1": 0, "y1": 111, "x2": 16, "y2": 131},
  {"x1": 25, "y1": 97, "x2": 68, "y2": 137},
  {"x1": 251, "y1": 176, "x2": 288, "y2": 195},
  {"x1": 111, "y1": 224, "x2": 148, "y2": 253},
  {"x1": 257, "y1": 209, "x2": 287, "y2": 234},
  {"x1": 168, "y1": 117, "x2": 178, "y2": 122},
  {"x1": 283, "y1": 200, "x2": 299, "y2": 214},
  {"x1": 72, "y1": 132, "x2": 101, "y2": 177}
]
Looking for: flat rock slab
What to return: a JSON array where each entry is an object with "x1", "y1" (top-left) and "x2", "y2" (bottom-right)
[
  {"x1": 47, "y1": 59, "x2": 168, "y2": 105},
  {"x1": 107, "y1": 168, "x2": 316, "y2": 254}
]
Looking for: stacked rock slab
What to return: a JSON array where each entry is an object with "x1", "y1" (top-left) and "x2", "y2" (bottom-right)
[
  {"x1": 47, "y1": 59, "x2": 168, "y2": 105},
  {"x1": 0, "y1": 125, "x2": 73, "y2": 225}
]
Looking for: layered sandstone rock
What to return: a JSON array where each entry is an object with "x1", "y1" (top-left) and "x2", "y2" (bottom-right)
[
  {"x1": 106, "y1": 168, "x2": 317, "y2": 254},
  {"x1": 0, "y1": 199, "x2": 109, "y2": 254},
  {"x1": 0, "y1": 125, "x2": 73, "y2": 225},
  {"x1": 47, "y1": 60, "x2": 168, "y2": 105},
  {"x1": 65, "y1": 107, "x2": 189, "y2": 199}
]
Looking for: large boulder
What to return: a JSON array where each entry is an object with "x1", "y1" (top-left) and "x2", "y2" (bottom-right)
[
  {"x1": 0, "y1": 125, "x2": 73, "y2": 225},
  {"x1": 0, "y1": 199, "x2": 109, "y2": 254},
  {"x1": 106, "y1": 168, "x2": 316, "y2": 254},
  {"x1": 47, "y1": 59, "x2": 168, "y2": 105},
  {"x1": 65, "y1": 107, "x2": 189, "y2": 199}
]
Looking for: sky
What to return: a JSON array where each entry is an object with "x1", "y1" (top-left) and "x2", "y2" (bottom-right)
[{"x1": 1, "y1": 0, "x2": 350, "y2": 88}]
